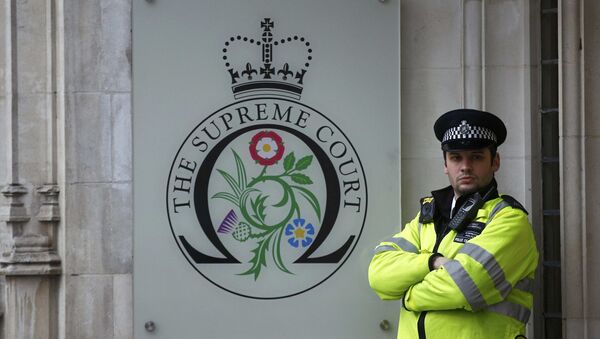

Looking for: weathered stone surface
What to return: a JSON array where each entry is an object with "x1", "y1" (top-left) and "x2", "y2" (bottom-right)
[
  {"x1": 484, "y1": 66, "x2": 528, "y2": 157},
  {"x1": 112, "y1": 93, "x2": 132, "y2": 182},
  {"x1": 0, "y1": 184, "x2": 30, "y2": 223},
  {"x1": 65, "y1": 93, "x2": 113, "y2": 183},
  {"x1": 586, "y1": 137, "x2": 600, "y2": 318},
  {"x1": 0, "y1": 99, "x2": 7, "y2": 185},
  {"x1": 113, "y1": 274, "x2": 133, "y2": 339},
  {"x1": 64, "y1": 0, "x2": 131, "y2": 93},
  {"x1": 401, "y1": 68, "x2": 462, "y2": 159},
  {"x1": 400, "y1": 157, "x2": 448, "y2": 221},
  {"x1": 0, "y1": 2, "x2": 6, "y2": 94},
  {"x1": 65, "y1": 183, "x2": 132, "y2": 275},
  {"x1": 0, "y1": 233, "x2": 61, "y2": 276},
  {"x1": 494, "y1": 157, "x2": 527, "y2": 201},
  {"x1": 36, "y1": 185, "x2": 60, "y2": 222},
  {"x1": 4, "y1": 276, "x2": 58, "y2": 339},
  {"x1": 584, "y1": 0, "x2": 600, "y2": 137},
  {"x1": 401, "y1": 0, "x2": 462, "y2": 69},
  {"x1": 16, "y1": 93, "x2": 49, "y2": 184},
  {"x1": 485, "y1": 0, "x2": 528, "y2": 67},
  {"x1": 564, "y1": 318, "x2": 585, "y2": 339},
  {"x1": 15, "y1": 0, "x2": 50, "y2": 94},
  {"x1": 65, "y1": 275, "x2": 113, "y2": 339}
]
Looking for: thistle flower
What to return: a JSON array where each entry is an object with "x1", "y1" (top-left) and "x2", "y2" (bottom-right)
[
  {"x1": 232, "y1": 222, "x2": 251, "y2": 242},
  {"x1": 217, "y1": 209, "x2": 238, "y2": 234}
]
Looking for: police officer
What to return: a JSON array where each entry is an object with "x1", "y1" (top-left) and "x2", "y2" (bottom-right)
[{"x1": 368, "y1": 109, "x2": 538, "y2": 339}]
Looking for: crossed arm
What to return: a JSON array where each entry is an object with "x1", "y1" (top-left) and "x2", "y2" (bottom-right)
[{"x1": 368, "y1": 208, "x2": 538, "y2": 312}]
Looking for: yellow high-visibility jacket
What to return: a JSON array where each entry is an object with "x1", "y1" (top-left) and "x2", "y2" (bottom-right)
[{"x1": 368, "y1": 185, "x2": 538, "y2": 339}]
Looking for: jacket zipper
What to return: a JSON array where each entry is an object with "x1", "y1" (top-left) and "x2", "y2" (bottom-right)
[{"x1": 417, "y1": 225, "x2": 450, "y2": 339}]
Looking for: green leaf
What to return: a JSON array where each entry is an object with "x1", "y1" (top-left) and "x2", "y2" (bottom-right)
[
  {"x1": 294, "y1": 155, "x2": 313, "y2": 171},
  {"x1": 241, "y1": 187, "x2": 259, "y2": 196},
  {"x1": 216, "y1": 169, "x2": 241, "y2": 197},
  {"x1": 272, "y1": 187, "x2": 290, "y2": 208},
  {"x1": 239, "y1": 236, "x2": 270, "y2": 280},
  {"x1": 211, "y1": 192, "x2": 239, "y2": 207},
  {"x1": 272, "y1": 229, "x2": 292, "y2": 274},
  {"x1": 290, "y1": 173, "x2": 313, "y2": 185},
  {"x1": 292, "y1": 185, "x2": 321, "y2": 221},
  {"x1": 240, "y1": 187, "x2": 259, "y2": 204},
  {"x1": 283, "y1": 152, "x2": 295, "y2": 172},
  {"x1": 232, "y1": 150, "x2": 247, "y2": 190},
  {"x1": 251, "y1": 194, "x2": 268, "y2": 223}
]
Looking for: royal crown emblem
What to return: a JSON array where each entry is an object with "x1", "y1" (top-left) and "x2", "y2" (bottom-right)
[{"x1": 223, "y1": 18, "x2": 312, "y2": 100}]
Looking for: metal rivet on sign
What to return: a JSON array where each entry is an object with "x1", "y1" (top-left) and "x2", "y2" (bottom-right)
[
  {"x1": 144, "y1": 321, "x2": 156, "y2": 332},
  {"x1": 380, "y1": 319, "x2": 391, "y2": 331}
]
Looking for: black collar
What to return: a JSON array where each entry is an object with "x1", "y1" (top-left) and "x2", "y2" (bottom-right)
[{"x1": 431, "y1": 179, "x2": 499, "y2": 220}]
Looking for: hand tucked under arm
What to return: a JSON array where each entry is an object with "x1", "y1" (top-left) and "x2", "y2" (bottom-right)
[
  {"x1": 428, "y1": 253, "x2": 451, "y2": 270},
  {"x1": 404, "y1": 208, "x2": 539, "y2": 312}
]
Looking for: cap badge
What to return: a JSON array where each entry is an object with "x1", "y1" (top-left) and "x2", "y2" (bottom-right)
[{"x1": 459, "y1": 120, "x2": 470, "y2": 134}]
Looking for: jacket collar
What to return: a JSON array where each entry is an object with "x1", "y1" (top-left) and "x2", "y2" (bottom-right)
[{"x1": 431, "y1": 178, "x2": 499, "y2": 220}]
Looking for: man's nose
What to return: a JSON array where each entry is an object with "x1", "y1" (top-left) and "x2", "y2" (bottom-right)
[{"x1": 460, "y1": 159, "x2": 473, "y2": 171}]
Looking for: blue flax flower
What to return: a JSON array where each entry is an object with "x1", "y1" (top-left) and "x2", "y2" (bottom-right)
[{"x1": 285, "y1": 218, "x2": 315, "y2": 248}]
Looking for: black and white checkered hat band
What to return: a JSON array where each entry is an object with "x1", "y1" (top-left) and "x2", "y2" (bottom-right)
[{"x1": 442, "y1": 122, "x2": 497, "y2": 143}]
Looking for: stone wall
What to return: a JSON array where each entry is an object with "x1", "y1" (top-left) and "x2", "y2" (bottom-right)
[
  {"x1": 400, "y1": 0, "x2": 535, "y2": 220},
  {"x1": 0, "y1": 0, "x2": 132, "y2": 338},
  {"x1": 1, "y1": 0, "x2": 600, "y2": 338},
  {"x1": 62, "y1": 1, "x2": 133, "y2": 338}
]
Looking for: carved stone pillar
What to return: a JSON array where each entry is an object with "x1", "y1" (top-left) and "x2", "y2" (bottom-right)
[
  {"x1": 0, "y1": 0, "x2": 62, "y2": 338},
  {"x1": 463, "y1": 0, "x2": 483, "y2": 109}
]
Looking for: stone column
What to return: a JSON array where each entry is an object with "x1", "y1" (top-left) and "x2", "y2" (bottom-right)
[
  {"x1": 560, "y1": 0, "x2": 585, "y2": 338},
  {"x1": 463, "y1": 0, "x2": 483, "y2": 109},
  {"x1": 0, "y1": 0, "x2": 62, "y2": 338},
  {"x1": 582, "y1": 0, "x2": 600, "y2": 335}
]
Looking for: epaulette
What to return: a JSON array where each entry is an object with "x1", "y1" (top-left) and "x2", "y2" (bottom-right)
[
  {"x1": 419, "y1": 196, "x2": 436, "y2": 223},
  {"x1": 500, "y1": 195, "x2": 528, "y2": 215}
]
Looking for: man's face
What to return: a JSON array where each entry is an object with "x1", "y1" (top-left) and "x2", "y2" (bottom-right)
[{"x1": 444, "y1": 148, "x2": 500, "y2": 197}]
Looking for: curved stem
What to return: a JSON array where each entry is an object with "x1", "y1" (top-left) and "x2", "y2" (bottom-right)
[
  {"x1": 238, "y1": 196, "x2": 270, "y2": 231},
  {"x1": 240, "y1": 176, "x2": 298, "y2": 233},
  {"x1": 272, "y1": 227, "x2": 292, "y2": 274},
  {"x1": 248, "y1": 166, "x2": 269, "y2": 187}
]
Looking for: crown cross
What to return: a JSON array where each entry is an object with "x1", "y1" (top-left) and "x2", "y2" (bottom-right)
[
  {"x1": 261, "y1": 18, "x2": 274, "y2": 31},
  {"x1": 260, "y1": 64, "x2": 275, "y2": 79},
  {"x1": 222, "y1": 18, "x2": 313, "y2": 100}
]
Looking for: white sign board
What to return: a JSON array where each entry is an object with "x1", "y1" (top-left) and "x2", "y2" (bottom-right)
[{"x1": 134, "y1": 0, "x2": 400, "y2": 337}]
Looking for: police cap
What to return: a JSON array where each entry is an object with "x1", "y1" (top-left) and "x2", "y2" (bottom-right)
[{"x1": 434, "y1": 108, "x2": 507, "y2": 151}]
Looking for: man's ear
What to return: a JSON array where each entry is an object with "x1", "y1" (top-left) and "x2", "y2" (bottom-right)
[{"x1": 493, "y1": 153, "x2": 500, "y2": 172}]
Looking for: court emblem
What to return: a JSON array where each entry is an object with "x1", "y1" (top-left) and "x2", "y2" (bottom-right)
[{"x1": 166, "y1": 18, "x2": 367, "y2": 299}]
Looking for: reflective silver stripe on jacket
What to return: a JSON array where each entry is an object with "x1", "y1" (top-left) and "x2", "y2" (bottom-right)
[
  {"x1": 444, "y1": 260, "x2": 487, "y2": 310},
  {"x1": 374, "y1": 237, "x2": 419, "y2": 254},
  {"x1": 487, "y1": 200, "x2": 511, "y2": 225},
  {"x1": 373, "y1": 245, "x2": 397, "y2": 254},
  {"x1": 487, "y1": 300, "x2": 531, "y2": 324},
  {"x1": 514, "y1": 277, "x2": 534, "y2": 293},
  {"x1": 459, "y1": 243, "x2": 512, "y2": 298}
]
